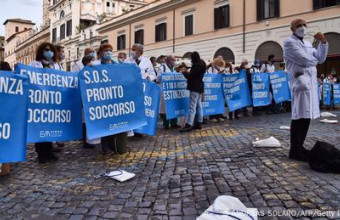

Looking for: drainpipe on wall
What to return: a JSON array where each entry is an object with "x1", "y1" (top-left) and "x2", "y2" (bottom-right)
[
  {"x1": 129, "y1": 23, "x2": 131, "y2": 57},
  {"x1": 173, "y1": 8, "x2": 175, "y2": 54},
  {"x1": 243, "y1": 0, "x2": 246, "y2": 54}
]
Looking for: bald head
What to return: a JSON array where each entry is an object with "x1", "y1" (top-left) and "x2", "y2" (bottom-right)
[
  {"x1": 84, "y1": 47, "x2": 94, "y2": 56},
  {"x1": 291, "y1": 18, "x2": 307, "y2": 32}
]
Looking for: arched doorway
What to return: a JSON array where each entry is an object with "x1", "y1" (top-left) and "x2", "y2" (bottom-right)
[
  {"x1": 214, "y1": 47, "x2": 235, "y2": 63},
  {"x1": 255, "y1": 41, "x2": 283, "y2": 62},
  {"x1": 317, "y1": 32, "x2": 340, "y2": 77}
]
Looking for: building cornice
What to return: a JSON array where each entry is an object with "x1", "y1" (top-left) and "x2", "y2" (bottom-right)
[
  {"x1": 15, "y1": 26, "x2": 50, "y2": 52},
  {"x1": 97, "y1": 0, "x2": 191, "y2": 33}
]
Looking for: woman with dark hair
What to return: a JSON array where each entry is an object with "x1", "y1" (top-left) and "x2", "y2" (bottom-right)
[
  {"x1": 180, "y1": 51, "x2": 207, "y2": 132},
  {"x1": 30, "y1": 42, "x2": 60, "y2": 164},
  {"x1": 30, "y1": 42, "x2": 59, "y2": 69},
  {"x1": 0, "y1": 61, "x2": 12, "y2": 71}
]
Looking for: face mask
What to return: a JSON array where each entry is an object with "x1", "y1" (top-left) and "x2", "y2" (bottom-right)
[
  {"x1": 219, "y1": 67, "x2": 225, "y2": 72},
  {"x1": 295, "y1": 26, "x2": 307, "y2": 38},
  {"x1": 44, "y1": 51, "x2": 54, "y2": 60},
  {"x1": 131, "y1": 51, "x2": 137, "y2": 59},
  {"x1": 244, "y1": 65, "x2": 249, "y2": 69},
  {"x1": 59, "y1": 53, "x2": 65, "y2": 60},
  {"x1": 89, "y1": 52, "x2": 97, "y2": 59},
  {"x1": 118, "y1": 58, "x2": 124, "y2": 63},
  {"x1": 103, "y1": 51, "x2": 112, "y2": 61}
]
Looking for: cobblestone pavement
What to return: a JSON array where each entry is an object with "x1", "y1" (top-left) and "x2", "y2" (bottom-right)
[{"x1": 1, "y1": 111, "x2": 340, "y2": 220}]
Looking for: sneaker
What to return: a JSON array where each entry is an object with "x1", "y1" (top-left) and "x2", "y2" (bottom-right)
[
  {"x1": 211, "y1": 119, "x2": 218, "y2": 123},
  {"x1": 218, "y1": 118, "x2": 225, "y2": 122},
  {"x1": 192, "y1": 122, "x2": 202, "y2": 130},
  {"x1": 171, "y1": 124, "x2": 181, "y2": 129}
]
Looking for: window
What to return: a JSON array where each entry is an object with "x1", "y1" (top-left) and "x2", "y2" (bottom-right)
[
  {"x1": 117, "y1": 34, "x2": 126, "y2": 50},
  {"x1": 257, "y1": 0, "x2": 280, "y2": 21},
  {"x1": 135, "y1": 29, "x2": 144, "y2": 44},
  {"x1": 106, "y1": 2, "x2": 110, "y2": 7},
  {"x1": 66, "y1": 20, "x2": 72, "y2": 36},
  {"x1": 155, "y1": 23, "x2": 167, "y2": 42},
  {"x1": 112, "y1": 3, "x2": 115, "y2": 7},
  {"x1": 214, "y1": 5, "x2": 230, "y2": 30},
  {"x1": 313, "y1": 0, "x2": 340, "y2": 10},
  {"x1": 60, "y1": 24, "x2": 65, "y2": 40},
  {"x1": 15, "y1": 26, "x2": 19, "y2": 32},
  {"x1": 60, "y1": 10, "x2": 65, "y2": 19},
  {"x1": 184, "y1": 14, "x2": 193, "y2": 36},
  {"x1": 52, "y1": 28, "x2": 57, "y2": 42}
]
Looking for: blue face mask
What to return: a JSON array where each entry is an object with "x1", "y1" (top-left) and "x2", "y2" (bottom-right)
[
  {"x1": 44, "y1": 51, "x2": 54, "y2": 60},
  {"x1": 89, "y1": 52, "x2": 97, "y2": 59},
  {"x1": 103, "y1": 51, "x2": 112, "y2": 61}
]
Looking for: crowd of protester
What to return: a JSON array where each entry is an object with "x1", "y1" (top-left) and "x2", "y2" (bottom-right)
[{"x1": 0, "y1": 41, "x2": 339, "y2": 164}]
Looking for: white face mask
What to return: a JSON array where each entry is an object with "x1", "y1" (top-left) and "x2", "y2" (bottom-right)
[
  {"x1": 244, "y1": 65, "x2": 249, "y2": 69},
  {"x1": 131, "y1": 51, "x2": 137, "y2": 59},
  {"x1": 295, "y1": 26, "x2": 307, "y2": 38}
]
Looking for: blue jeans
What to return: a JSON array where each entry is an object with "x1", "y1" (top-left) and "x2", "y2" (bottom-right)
[{"x1": 187, "y1": 92, "x2": 203, "y2": 126}]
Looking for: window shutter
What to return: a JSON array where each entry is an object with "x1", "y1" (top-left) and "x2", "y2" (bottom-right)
[
  {"x1": 226, "y1": 5, "x2": 230, "y2": 27},
  {"x1": 117, "y1": 36, "x2": 120, "y2": 50},
  {"x1": 163, "y1": 23, "x2": 167, "y2": 41},
  {"x1": 313, "y1": 0, "x2": 321, "y2": 10},
  {"x1": 155, "y1": 25, "x2": 158, "y2": 42},
  {"x1": 141, "y1": 30, "x2": 144, "y2": 44},
  {"x1": 123, "y1": 35, "x2": 126, "y2": 49},
  {"x1": 257, "y1": 0, "x2": 264, "y2": 21},
  {"x1": 274, "y1": 0, "x2": 280, "y2": 18},
  {"x1": 214, "y1": 8, "x2": 219, "y2": 30}
]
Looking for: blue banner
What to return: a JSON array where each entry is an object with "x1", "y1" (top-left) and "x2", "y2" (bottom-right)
[
  {"x1": 202, "y1": 74, "x2": 225, "y2": 116},
  {"x1": 223, "y1": 70, "x2": 252, "y2": 111},
  {"x1": 323, "y1": 83, "x2": 332, "y2": 106},
  {"x1": 269, "y1": 71, "x2": 291, "y2": 103},
  {"x1": 0, "y1": 71, "x2": 28, "y2": 163},
  {"x1": 162, "y1": 73, "x2": 190, "y2": 119},
  {"x1": 79, "y1": 64, "x2": 147, "y2": 140},
  {"x1": 252, "y1": 73, "x2": 271, "y2": 107},
  {"x1": 334, "y1": 83, "x2": 340, "y2": 106},
  {"x1": 17, "y1": 64, "x2": 82, "y2": 143},
  {"x1": 134, "y1": 80, "x2": 161, "y2": 136}
]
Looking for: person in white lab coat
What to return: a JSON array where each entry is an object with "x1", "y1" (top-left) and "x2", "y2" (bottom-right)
[
  {"x1": 283, "y1": 18, "x2": 328, "y2": 161},
  {"x1": 125, "y1": 44, "x2": 156, "y2": 81}
]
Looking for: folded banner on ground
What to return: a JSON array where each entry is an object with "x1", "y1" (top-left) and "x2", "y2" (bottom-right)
[
  {"x1": 252, "y1": 72, "x2": 271, "y2": 107},
  {"x1": 162, "y1": 73, "x2": 190, "y2": 119},
  {"x1": 269, "y1": 71, "x2": 291, "y2": 103},
  {"x1": 333, "y1": 83, "x2": 340, "y2": 106},
  {"x1": 134, "y1": 80, "x2": 161, "y2": 136},
  {"x1": 223, "y1": 70, "x2": 252, "y2": 111},
  {"x1": 323, "y1": 83, "x2": 332, "y2": 106},
  {"x1": 202, "y1": 74, "x2": 225, "y2": 116},
  {"x1": 79, "y1": 64, "x2": 147, "y2": 140},
  {"x1": 0, "y1": 71, "x2": 28, "y2": 163},
  {"x1": 17, "y1": 64, "x2": 82, "y2": 143}
]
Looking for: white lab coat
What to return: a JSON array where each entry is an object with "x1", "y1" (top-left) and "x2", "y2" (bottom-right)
[
  {"x1": 30, "y1": 60, "x2": 61, "y2": 70},
  {"x1": 283, "y1": 35, "x2": 328, "y2": 120},
  {"x1": 125, "y1": 56, "x2": 156, "y2": 81},
  {"x1": 260, "y1": 63, "x2": 275, "y2": 73},
  {"x1": 72, "y1": 60, "x2": 84, "y2": 72}
]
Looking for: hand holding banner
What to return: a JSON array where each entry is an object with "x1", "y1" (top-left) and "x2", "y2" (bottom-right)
[
  {"x1": 17, "y1": 64, "x2": 82, "y2": 143},
  {"x1": 79, "y1": 64, "x2": 146, "y2": 140},
  {"x1": 0, "y1": 71, "x2": 28, "y2": 163}
]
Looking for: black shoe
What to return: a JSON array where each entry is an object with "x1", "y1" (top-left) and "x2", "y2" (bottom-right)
[
  {"x1": 289, "y1": 148, "x2": 310, "y2": 162},
  {"x1": 235, "y1": 115, "x2": 239, "y2": 120},
  {"x1": 134, "y1": 133, "x2": 143, "y2": 138},
  {"x1": 52, "y1": 146, "x2": 62, "y2": 152},
  {"x1": 171, "y1": 124, "x2": 181, "y2": 129},
  {"x1": 192, "y1": 122, "x2": 202, "y2": 130},
  {"x1": 84, "y1": 143, "x2": 96, "y2": 149},
  {"x1": 46, "y1": 152, "x2": 58, "y2": 162},
  {"x1": 38, "y1": 156, "x2": 48, "y2": 164},
  {"x1": 164, "y1": 125, "x2": 170, "y2": 130},
  {"x1": 179, "y1": 124, "x2": 192, "y2": 132},
  {"x1": 202, "y1": 119, "x2": 208, "y2": 124}
]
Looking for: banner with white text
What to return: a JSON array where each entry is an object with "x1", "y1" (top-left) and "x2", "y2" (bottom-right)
[
  {"x1": 202, "y1": 74, "x2": 225, "y2": 115},
  {"x1": 79, "y1": 64, "x2": 147, "y2": 140}
]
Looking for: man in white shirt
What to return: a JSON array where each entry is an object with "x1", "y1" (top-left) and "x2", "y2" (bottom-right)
[
  {"x1": 260, "y1": 55, "x2": 276, "y2": 73},
  {"x1": 72, "y1": 47, "x2": 97, "y2": 72},
  {"x1": 125, "y1": 44, "x2": 156, "y2": 81}
]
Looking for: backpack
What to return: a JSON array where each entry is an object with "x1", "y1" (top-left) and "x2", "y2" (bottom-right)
[{"x1": 309, "y1": 141, "x2": 340, "y2": 173}]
